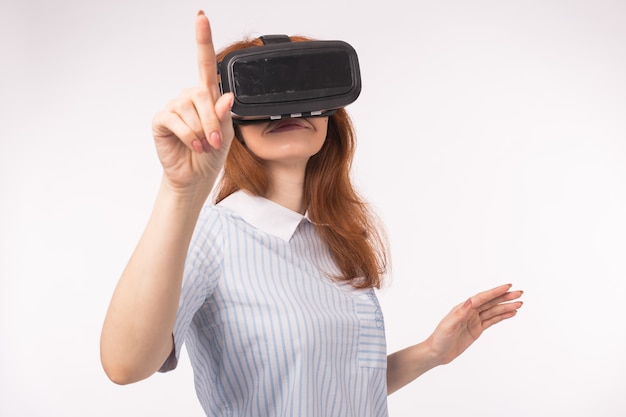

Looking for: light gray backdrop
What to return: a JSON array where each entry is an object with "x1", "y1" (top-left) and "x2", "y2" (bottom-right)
[{"x1": 1, "y1": 0, "x2": 625, "y2": 416}]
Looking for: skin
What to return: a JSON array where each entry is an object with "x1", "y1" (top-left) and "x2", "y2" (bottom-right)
[
  {"x1": 100, "y1": 11, "x2": 524, "y2": 394},
  {"x1": 238, "y1": 117, "x2": 329, "y2": 213}
]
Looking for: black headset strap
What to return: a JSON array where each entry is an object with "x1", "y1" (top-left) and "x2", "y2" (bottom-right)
[{"x1": 258, "y1": 34, "x2": 291, "y2": 45}]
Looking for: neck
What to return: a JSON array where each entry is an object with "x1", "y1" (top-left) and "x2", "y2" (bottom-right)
[{"x1": 264, "y1": 163, "x2": 307, "y2": 214}]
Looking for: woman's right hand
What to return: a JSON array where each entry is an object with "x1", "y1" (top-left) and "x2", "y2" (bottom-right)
[
  {"x1": 101, "y1": 12, "x2": 235, "y2": 384},
  {"x1": 151, "y1": 11, "x2": 235, "y2": 194}
]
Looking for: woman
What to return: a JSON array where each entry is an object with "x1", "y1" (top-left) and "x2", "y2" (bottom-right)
[{"x1": 100, "y1": 10, "x2": 523, "y2": 417}]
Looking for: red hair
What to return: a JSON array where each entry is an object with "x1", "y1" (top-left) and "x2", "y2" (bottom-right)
[{"x1": 214, "y1": 36, "x2": 390, "y2": 289}]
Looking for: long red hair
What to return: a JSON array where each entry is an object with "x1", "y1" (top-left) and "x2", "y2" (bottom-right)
[{"x1": 214, "y1": 36, "x2": 389, "y2": 289}]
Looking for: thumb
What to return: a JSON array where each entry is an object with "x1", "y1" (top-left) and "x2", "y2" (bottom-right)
[
  {"x1": 453, "y1": 298, "x2": 473, "y2": 320},
  {"x1": 216, "y1": 93, "x2": 235, "y2": 145},
  {"x1": 215, "y1": 92, "x2": 234, "y2": 122}
]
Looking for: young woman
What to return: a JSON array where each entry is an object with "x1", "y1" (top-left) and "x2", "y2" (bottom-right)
[{"x1": 100, "y1": 11, "x2": 523, "y2": 417}]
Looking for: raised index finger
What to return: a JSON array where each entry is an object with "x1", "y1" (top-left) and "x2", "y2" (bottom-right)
[{"x1": 195, "y1": 11, "x2": 218, "y2": 91}]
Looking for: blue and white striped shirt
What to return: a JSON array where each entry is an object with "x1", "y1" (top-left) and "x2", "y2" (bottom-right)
[{"x1": 161, "y1": 190, "x2": 388, "y2": 417}]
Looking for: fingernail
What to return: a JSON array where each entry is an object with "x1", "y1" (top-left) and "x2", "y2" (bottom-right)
[
  {"x1": 197, "y1": 10, "x2": 205, "y2": 16},
  {"x1": 191, "y1": 139, "x2": 203, "y2": 153},
  {"x1": 210, "y1": 131, "x2": 222, "y2": 149}
]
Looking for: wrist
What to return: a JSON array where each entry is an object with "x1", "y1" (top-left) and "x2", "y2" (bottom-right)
[
  {"x1": 159, "y1": 175, "x2": 212, "y2": 208},
  {"x1": 420, "y1": 336, "x2": 447, "y2": 368},
  {"x1": 386, "y1": 339, "x2": 443, "y2": 394},
  {"x1": 153, "y1": 177, "x2": 212, "y2": 232}
]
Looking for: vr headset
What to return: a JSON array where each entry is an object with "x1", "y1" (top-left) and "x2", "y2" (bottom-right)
[{"x1": 218, "y1": 35, "x2": 361, "y2": 124}]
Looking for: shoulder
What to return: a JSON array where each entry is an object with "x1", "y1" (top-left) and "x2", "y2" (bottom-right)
[
  {"x1": 195, "y1": 202, "x2": 232, "y2": 234},
  {"x1": 191, "y1": 201, "x2": 251, "y2": 248},
  {"x1": 187, "y1": 203, "x2": 230, "y2": 256}
]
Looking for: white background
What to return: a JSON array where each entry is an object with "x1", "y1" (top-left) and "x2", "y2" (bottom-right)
[{"x1": 2, "y1": 0, "x2": 625, "y2": 416}]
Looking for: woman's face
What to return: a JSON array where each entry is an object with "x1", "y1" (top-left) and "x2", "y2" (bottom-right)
[{"x1": 237, "y1": 117, "x2": 328, "y2": 170}]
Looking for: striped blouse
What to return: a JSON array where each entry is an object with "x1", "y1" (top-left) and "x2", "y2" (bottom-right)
[{"x1": 160, "y1": 190, "x2": 388, "y2": 417}]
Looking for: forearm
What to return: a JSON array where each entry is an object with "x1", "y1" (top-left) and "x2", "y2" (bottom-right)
[
  {"x1": 100, "y1": 177, "x2": 210, "y2": 384},
  {"x1": 386, "y1": 339, "x2": 440, "y2": 395}
]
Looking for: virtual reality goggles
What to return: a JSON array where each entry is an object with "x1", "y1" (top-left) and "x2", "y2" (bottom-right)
[{"x1": 218, "y1": 35, "x2": 361, "y2": 124}]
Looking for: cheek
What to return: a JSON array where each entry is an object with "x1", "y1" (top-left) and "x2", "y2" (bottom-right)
[
  {"x1": 315, "y1": 118, "x2": 329, "y2": 132},
  {"x1": 312, "y1": 118, "x2": 329, "y2": 145},
  {"x1": 236, "y1": 124, "x2": 266, "y2": 143},
  {"x1": 235, "y1": 125, "x2": 270, "y2": 160}
]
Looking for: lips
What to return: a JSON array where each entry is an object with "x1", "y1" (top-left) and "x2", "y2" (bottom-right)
[{"x1": 266, "y1": 118, "x2": 309, "y2": 133}]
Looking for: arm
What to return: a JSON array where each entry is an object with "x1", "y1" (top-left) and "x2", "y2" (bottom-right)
[
  {"x1": 99, "y1": 180, "x2": 210, "y2": 384},
  {"x1": 386, "y1": 284, "x2": 523, "y2": 394},
  {"x1": 99, "y1": 11, "x2": 234, "y2": 385}
]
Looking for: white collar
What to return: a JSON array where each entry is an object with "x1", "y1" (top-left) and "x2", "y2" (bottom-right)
[{"x1": 217, "y1": 190, "x2": 307, "y2": 242}]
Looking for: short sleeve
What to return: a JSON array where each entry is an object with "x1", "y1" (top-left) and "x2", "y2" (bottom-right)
[{"x1": 159, "y1": 205, "x2": 224, "y2": 372}]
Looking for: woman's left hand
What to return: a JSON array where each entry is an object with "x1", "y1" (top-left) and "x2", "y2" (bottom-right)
[{"x1": 425, "y1": 283, "x2": 523, "y2": 366}]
